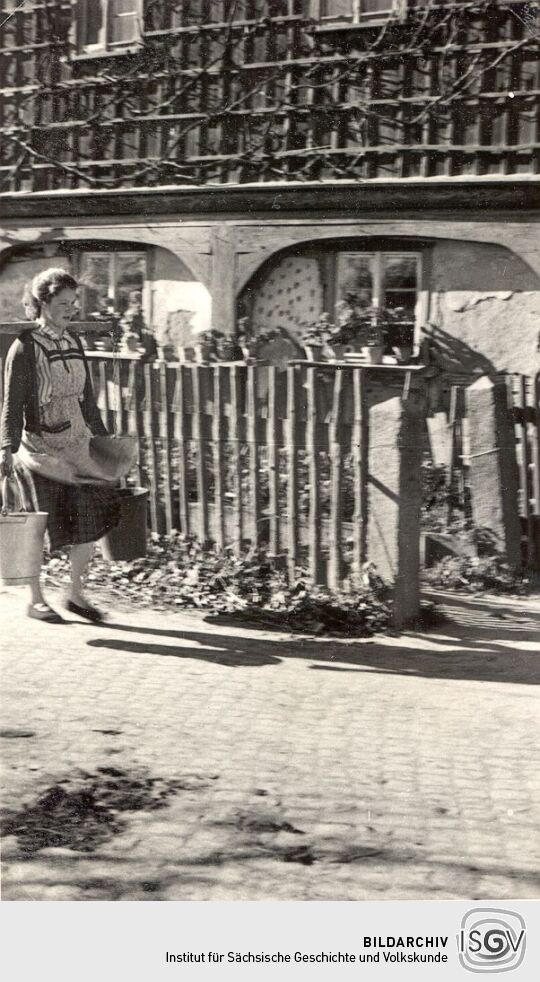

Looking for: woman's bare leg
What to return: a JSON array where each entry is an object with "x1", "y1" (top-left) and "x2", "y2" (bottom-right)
[
  {"x1": 69, "y1": 541, "x2": 95, "y2": 606},
  {"x1": 29, "y1": 576, "x2": 47, "y2": 606}
]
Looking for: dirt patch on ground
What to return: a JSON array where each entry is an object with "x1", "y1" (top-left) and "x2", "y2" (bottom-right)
[{"x1": 1, "y1": 766, "x2": 212, "y2": 855}]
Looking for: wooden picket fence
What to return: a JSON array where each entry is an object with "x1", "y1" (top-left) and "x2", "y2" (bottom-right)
[
  {"x1": 445, "y1": 372, "x2": 540, "y2": 569},
  {"x1": 508, "y1": 373, "x2": 540, "y2": 569},
  {"x1": 86, "y1": 353, "x2": 379, "y2": 589}
]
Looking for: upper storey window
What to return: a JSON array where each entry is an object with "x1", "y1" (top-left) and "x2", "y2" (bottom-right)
[
  {"x1": 76, "y1": 0, "x2": 143, "y2": 55},
  {"x1": 318, "y1": 0, "x2": 409, "y2": 23}
]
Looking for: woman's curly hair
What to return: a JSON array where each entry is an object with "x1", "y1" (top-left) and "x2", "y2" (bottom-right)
[{"x1": 23, "y1": 267, "x2": 78, "y2": 320}]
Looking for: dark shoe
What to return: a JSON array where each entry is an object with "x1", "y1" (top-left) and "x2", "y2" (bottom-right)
[
  {"x1": 27, "y1": 603, "x2": 64, "y2": 624},
  {"x1": 66, "y1": 600, "x2": 105, "y2": 623}
]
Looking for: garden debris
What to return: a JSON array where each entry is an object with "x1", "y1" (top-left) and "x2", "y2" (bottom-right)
[
  {"x1": 423, "y1": 555, "x2": 533, "y2": 595},
  {"x1": 43, "y1": 536, "x2": 391, "y2": 636},
  {"x1": 0, "y1": 767, "x2": 201, "y2": 855}
]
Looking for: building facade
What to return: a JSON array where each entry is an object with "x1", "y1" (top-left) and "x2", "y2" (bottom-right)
[{"x1": 0, "y1": 0, "x2": 539, "y2": 375}]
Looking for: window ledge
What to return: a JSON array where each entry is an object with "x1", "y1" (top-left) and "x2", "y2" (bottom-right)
[
  {"x1": 314, "y1": 20, "x2": 395, "y2": 34},
  {"x1": 69, "y1": 44, "x2": 143, "y2": 61}
]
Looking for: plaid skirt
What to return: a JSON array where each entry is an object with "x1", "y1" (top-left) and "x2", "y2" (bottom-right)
[{"x1": 14, "y1": 462, "x2": 121, "y2": 552}]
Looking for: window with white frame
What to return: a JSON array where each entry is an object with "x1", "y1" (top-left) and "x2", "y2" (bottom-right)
[
  {"x1": 76, "y1": 0, "x2": 143, "y2": 55},
  {"x1": 79, "y1": 251, "x2": 147, "y2": 317},
  {"x1": 318, "y1": 0, "x2": 410, "y2": 23},
  {"x1": 334, "y1": 251, "x2": 421, "y2": 347}
]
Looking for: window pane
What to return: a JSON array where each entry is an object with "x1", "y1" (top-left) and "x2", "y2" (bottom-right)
[
  {"x1": 80, "y1": 254, "x2": 112, "y2": 315},
  {"x1": 361, "y1": 0, "x2": 395, "y2": 16},
  {"x1": 115, "y1": 254, "x2": 145, "y2": 314},
  {"x1": 82, "y1": 0, "x2": 104, "y2": 46},
  {"x1": 384, "y1": 255, "x2": 417, "y2": 289},
  {"x1": 109, "y1": 0, "x2": 140, "y2": 45},
  {"x1": 321, "y1": 1, "x2": 354, "y2": 20},
  {"x1": 337, "y1": 254, "x2": 374, "y2": 304},
  {"x1": 321, "y1": 0, "x2": 397, "y2": 17},
  {"x1": 384, "y1": 291, "x2": 416, "y2": 318}
]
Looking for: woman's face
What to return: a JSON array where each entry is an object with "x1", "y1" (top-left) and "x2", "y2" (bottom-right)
[{"x1": 43, "y1": 287, "x2": 78, "y2": 328}]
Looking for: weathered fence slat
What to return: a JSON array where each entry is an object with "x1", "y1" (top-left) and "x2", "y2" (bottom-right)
[
  {"x1": 112, "y1": 357, "x2": 122, "y2": 436},
  {"x1": 212, "y1": 365, "x2": 226, "y2": 550},
  {"x1": 89, "y1": 358, "x2": 99, "y2": 415},
  {"x1": 518, "y1": 375, "x2": 534, "y2": 566},
  {"x1": 266, "y1": 365, "x2": 280, "y2": 556},
  {"x1": 306, "y1": 364, "x2": 323, "y2": 585},
  {"x1": 532, "y1": 373, "x2": 540, "y2": 517},
  {"x1": 98, "y1": 360, "x2": 112, "y2": 432},
  {"x1": 173, "y1": 366, "x2": 190, "y2": 537},
  {"x1": 286, "y1": 364, "x2": 299, "y2": 580},
  {"x1": 446, "y1": 384, "x2": 464, "y2": 524},
  {"x1": 159, "y1": 361, "x2": 174, "y2": 533},
  {"x1": 126, "y1": 361, "x2": 144, "y2": 487},
  {"x1": 229, "y1": 365, "x2": 243, "y2": 555},
  {"x1": 328, "y1": 368, "x2": 344, "y2": 591},
  {"x1": 352, "y1": 367, "x2": 368, "y2": 585},
  {"x1": 143, "y1": 361, "x2": 160, "y2": 534},
  {"x1": 191, "y1": 364, "x2": 209, "y2": 545},
  {"x1": 527, "y1": 374, "x2": 540, "y2": 570},
  {"x1": 247, "y1": 364, "x2": 261, "y2": 547}
]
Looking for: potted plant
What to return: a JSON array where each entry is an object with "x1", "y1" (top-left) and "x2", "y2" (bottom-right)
[
  {"x1": 237, "y1": 319, "x2": 284, "y2": 361},
  {"x1": 390, "y1": 316, "x2": 414, "y2": 363},
  {"x1": 300, "y1": 314, "x2": 332, "y2": 361},
  {"x1": 234, "y1": 317, "x2": 257, "y2": 360},
  {"x1": 215, "y1": 334, "x2": 241, "y2": 361},
  {"x1": 326, "y1": 301, "x2": 361, "y2": 359},
  {"x1": 193, "y1": 327, "x2": 222, "y2": 362},
  {"x1": 355, "y1": 310, "x2": 386, "y2": 364},
  {"x1": 331, "y1": 294, "x2": 409, "y2": 365}
]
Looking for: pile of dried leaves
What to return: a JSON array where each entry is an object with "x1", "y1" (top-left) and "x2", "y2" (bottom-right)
[
  {"x1": 1, "y1": 767, "x2": 182, "y2": 855},
  {"x1": 423, "y1": 554, "x2": 534, "y2": 595},
  {"x1": 43, "y1": 535, "x2": 391, "y2": 636}
]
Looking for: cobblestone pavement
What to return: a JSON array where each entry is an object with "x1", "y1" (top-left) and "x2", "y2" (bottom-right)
[{"x1": 1, "y1": 586, "x2": 539, "y2": 902}]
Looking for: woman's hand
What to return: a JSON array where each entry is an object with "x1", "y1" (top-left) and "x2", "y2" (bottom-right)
[{"x1": 0, "y1": 447, "x2": 13, "y2": 478}]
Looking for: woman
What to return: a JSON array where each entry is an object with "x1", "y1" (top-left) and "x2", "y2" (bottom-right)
[{"x1": 0, "y1": 267, "x2": 135, "y2": 623}]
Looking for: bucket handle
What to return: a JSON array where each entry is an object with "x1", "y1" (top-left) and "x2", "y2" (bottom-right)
[{"x1": 1, "y1": 475, "x2": 26, "y2": 517}]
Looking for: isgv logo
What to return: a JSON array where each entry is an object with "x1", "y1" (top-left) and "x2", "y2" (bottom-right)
[{"x1": 457, "y1": 908, "x2": 526, "y2": 974}]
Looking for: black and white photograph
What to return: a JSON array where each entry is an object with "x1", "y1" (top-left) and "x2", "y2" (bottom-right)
[{"x1": 0, "y1": 0, "x2": 538, "y2": 968}]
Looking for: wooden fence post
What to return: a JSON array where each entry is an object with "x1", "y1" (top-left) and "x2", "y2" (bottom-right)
[
  {"x1": 367, "y1": 389, "x2": 425, "y2": 628},
  {"x1": 351, "y1": 368, "x2": 368, "y2": 587},
  {"x1": 466, "y1": 375, "x2": 521, "y2": 566},
  {"x1": 286, "y1": 364, "x2": 299, "y2": 582},
  {"x1": 306, "y1": 364, "x2": 323, "y2": 584}
]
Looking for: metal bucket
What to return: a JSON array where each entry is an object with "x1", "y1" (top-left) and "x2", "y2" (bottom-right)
[
  {"x1": 99, "y1": 487, "x2": 148, "y2": 561},
  {"x1": 0, "y1": 477, "x2": 48, "y2": 585}
]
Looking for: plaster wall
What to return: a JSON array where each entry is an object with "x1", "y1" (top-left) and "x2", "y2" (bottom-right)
[
  {"x1": 150, "y1": 246, "x2": 211, "y2": 348},
  {"x1": 248, "y1": 255, "x2": 323, "y2": 339},
  {"x1": 428, "y1": 240, "x2": 540, "y2": 376}
]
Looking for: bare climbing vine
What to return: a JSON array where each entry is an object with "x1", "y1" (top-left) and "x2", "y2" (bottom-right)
[{"x1": 0, "y1": 1, "x2": 538, "y2": 190}]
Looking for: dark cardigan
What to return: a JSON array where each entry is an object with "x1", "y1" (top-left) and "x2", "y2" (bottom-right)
[{"x1": 0, "y1": 329, "x2": 107, "y2": 452}]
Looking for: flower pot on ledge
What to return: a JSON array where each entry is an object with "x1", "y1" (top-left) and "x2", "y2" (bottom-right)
[
  {"x1": 328, "y1": 343, "x2": 347, "y2": 361},
  {"x1": 392, "y1": 344, "x2": 414, "y2": 364},
  {"x1": 195, "y1": 341, "x2": 213, "y2": 363},
  {"x1": 240, "y1": 341, "x2": 260, "y2": 362},
  {"x1": 362, "y1": 344, "x2": 384, "y2": 365},
  {"x1": 303, "y1": 343, "x2": 325, "y2": 362}
]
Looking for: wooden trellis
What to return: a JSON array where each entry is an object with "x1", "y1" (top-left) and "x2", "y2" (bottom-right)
[{"x1": 1, "y1": 1, "x2": 538, "y2": 191}]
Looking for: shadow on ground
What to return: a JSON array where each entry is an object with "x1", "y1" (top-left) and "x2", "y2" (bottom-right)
[{"x1": 83, "y1": 597, "x2": 540, "y2": 685}]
